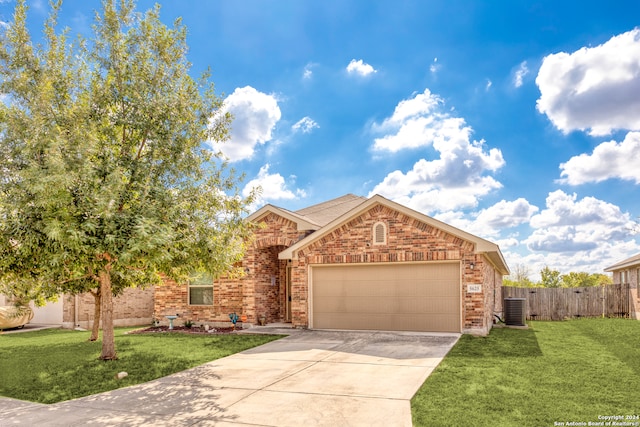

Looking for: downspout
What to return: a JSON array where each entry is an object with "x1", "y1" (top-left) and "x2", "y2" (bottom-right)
[{"x1": 74, "y1": 294, "x2": 79, "y2": 329}]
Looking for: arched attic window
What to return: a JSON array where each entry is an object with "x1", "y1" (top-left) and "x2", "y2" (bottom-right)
[{"x1": 373, "y1": 221, "x2": 387, "y2": 245}]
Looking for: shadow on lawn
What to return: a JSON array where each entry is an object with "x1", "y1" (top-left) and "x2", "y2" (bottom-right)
[
  {"x1": 60, "y1": 363, "x2": 239, "y2": 425},
  {"x1": 446, "y1": 326, "x2": 543, "y2": 358}
]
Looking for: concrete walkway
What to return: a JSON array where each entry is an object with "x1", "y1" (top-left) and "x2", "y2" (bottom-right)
[
  {"x1": 0, "y1": 323, "x2": 61, "y2": 334},
  {"x1": 0, "y1": 328, "x2": 459, "y2": 426}
]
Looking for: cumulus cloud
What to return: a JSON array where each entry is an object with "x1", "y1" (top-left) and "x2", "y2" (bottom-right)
[
  {"x1": 291, "y1": 117, "x2": 319, "y2": 134},
  {"x1": 434, "y1": 199, "x2": 538, "y2": 239},
  {"x1": 536, "y1": 28, "x2": 640, "y2": 135},
  {"x1": 369, "y1": 89, "x2": 505, "y2": 212},
  {"x1": 210, "y1": 86, "x2": 281, "y2": 162},
  {"x1": 559, "y1": 131, "x2": 640, "y2": 185},
  {"x1": 524, "y1": 190, "x2": 634, "y2": 253},
  {"x1": 513, "y1": 61, "x2": 529, "y2": 88},
  {"x1": 475, "y1": 199, "x2": 539, "y2": 231},
  {"x1": 242, "y1": 164, "x2": 306, "y2": 206},
  {"x1": 346, "y1": 59, "x2": 377, "y2": 77}
]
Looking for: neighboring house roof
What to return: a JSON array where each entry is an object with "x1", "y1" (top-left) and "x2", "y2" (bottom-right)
[
  {"x1": 604, "y1": 253, "x2": 640, "y2": 272},
  {"x1": 270, "y1": 194, "x2": 509, "y2": 275}
]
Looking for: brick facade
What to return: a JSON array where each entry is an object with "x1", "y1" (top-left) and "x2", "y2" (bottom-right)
[
  {"x1": 291, "y1": 204, "x2": 499, "y2": 334},
  {"x1": 153, "y1": 212, "x2": 307, "y2": 327},
  {"x1": 62, "y1": 286, "x2": 154, "y2": 329},
  {"x1": 153, "y1": 198, "x2": 507, "y2": 334},
  {"x1": 609, "y1": 268, "x2": 639, "y2": 320}
]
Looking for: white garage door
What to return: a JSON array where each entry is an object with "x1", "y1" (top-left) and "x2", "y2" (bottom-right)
[{"x1": 311, "y1": 262, "x2": 461, "y2": 332}]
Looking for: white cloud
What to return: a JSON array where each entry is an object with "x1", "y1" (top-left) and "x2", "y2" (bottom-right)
[
  {"x1": 530, "y1": 190, "x2": 631, "y2": 229},
  {"x1": 346, "y1": 59, "x2": 377, "y2": 77},
  {"x1": 524, "y1": 190, "x2": 634, "y2": 253},
  {"x1": 210, "y1": 86, "x2": 281, "y2": 162},
  {"x1": 303, "y1": 63, "x2": 315, "y2": 79},
  {"x1": 559, "y1": 131, "x2": 640, "y2": 185},
  {"x1": 485, "y1": 79, "x2": 493, "y2": 91},
  {"x1": 429, "y1": 57, "x2": 440, "y2": 74},
  {"x1": 242, "y1": 164, "x2": 306, "y2": 207},
  {"x1": 369, "y1": 161, "x2": 503, "y2": 213},
  {"x1": 369, "y1": 89, "x2": 505, "y2": 213},
  {"x1": 497, "y1": 190, "x2": 640, "y2": 279},
  {"x1": 514, "y1": 61, "x2": 529, "y2": 88},
  {"x1": 373, "y1": 89, "x2": 442, "y2": 141},
  {"x1": 505, "y1": 238, "x2": 640, "y2": 281},
  {"x1": 291, "y1": 117, "x2": 319, "y2": 134},
  {"x1": 433, "y1": 199, "x2": 538, "y2": 239},
  {"x1": 475, "y1": 199, "x2": 539, "y2": 231},
  {"x1": 536, "y1": 28, "x2": 640, "y2": 136},
  {"x1": 494, "y1": 237, "x2": 520, "y2": 249}
]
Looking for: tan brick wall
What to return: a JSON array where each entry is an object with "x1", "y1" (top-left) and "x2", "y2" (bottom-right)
[
  {"x1": 153, "y1": 276, "x2": 245, "y2": 327},
  {"x1": 240, "y1": 213, "x2": 308, "y2": 324},
  {"x1": 291, "y1": 204, "x2": 498, "y2": 334},
  {"x1": 611, "y1": 268, "x2": 640, "y2": 319},
  {"x1": 152, "y1": 204, "x2": 504, "y2": 333},
  {"x1": 153, "y1": 211, "x2": 308, "y2": 326},
  {"x1": 62, "y1": 286, "x2": 154, "y2": 329}
]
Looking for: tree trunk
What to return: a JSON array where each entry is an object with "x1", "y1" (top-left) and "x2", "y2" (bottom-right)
[
  {"x1": 98, "y1": 270, "x2": 117, "y2": 360},
  {"x1": 89, "y1": 289, "x2": 101, "y2": 341}
]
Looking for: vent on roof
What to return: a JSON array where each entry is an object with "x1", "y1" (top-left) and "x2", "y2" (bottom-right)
[{"x1": 373, "y1": 222, "x2": 386, "y2": 245}]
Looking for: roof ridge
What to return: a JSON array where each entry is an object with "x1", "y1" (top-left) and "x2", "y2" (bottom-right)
[
  {"x1": 275, "y1": 205, "x2": 322, "y2": 227},
  {"x1": 295, "y1": 193, "x2": 366, "y2": 214}
]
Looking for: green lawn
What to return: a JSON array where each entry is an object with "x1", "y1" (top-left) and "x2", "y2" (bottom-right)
[
  {"x1": 0, "y1": 328, "x2": 281, "y2": 404},
  {"x1": 412, "y1": 318, "x2": 640, "y2": 427}
]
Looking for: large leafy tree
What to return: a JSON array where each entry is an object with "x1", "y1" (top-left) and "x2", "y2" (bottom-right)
[
  {"x1": 503, "y1": 263, "x2": 534, "y2": 287},
  {"x1": 0, "y1": 0, "x2": 255, "y2": 359},
  {"x1": 539, "y1": 266, "x2": 562, "y2": 288}
]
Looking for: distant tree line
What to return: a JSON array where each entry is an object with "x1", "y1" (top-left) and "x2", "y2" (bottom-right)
[{"x1": 503, "y1": 264, "x2": 613, "y2": 288}]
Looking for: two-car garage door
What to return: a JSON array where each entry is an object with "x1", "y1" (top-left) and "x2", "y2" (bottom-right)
[{"x1": 311, "y1": 262, "x2": 461, "y2": 333}]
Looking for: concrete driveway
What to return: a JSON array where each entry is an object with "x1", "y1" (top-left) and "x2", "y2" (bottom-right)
[{"x1": 0, "y1": 328, "x2": 459, "y2": 426}]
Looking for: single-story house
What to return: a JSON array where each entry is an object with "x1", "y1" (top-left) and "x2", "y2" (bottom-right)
[
  {"x1": 604, "y1": 253, "x2": 640, "y2": 319},
  {"x1": 156, "y1": 194, "x2": 510, "y2": 335}
]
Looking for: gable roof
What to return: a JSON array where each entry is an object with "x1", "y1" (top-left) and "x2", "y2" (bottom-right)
[
  {"x1": 604, "y1": 253, "x2": 640, "y2": 272},
  {"x1": 277, "y1": 194, "x2": 510, "y2": 275},
  {"x1": 294, "y1": 194, "x2": 367, "y2": 226},
  {"x1": 246, "y1": 204, "x2": 322, "y2": 230},
  {"x1": 245, "y1": 193, "x2": 367, "y2": 231}
]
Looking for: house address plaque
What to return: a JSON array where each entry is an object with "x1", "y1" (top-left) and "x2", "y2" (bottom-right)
[{"x1": 467, "y1": 284, "x2": 482, "y2": 293}]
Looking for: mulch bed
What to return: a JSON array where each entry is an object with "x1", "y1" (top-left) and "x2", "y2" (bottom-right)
[{"x1": 128, "y1": 325, "x2": 242, "y2": 335}]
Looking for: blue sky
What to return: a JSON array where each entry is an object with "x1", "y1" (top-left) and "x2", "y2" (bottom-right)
[{"x1": 2, "y1": 0, "x2": 640, "y2": 279}]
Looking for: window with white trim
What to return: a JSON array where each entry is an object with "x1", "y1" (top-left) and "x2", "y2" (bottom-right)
[
  {"x1": 373, "y1": 221, "x2": 387, "y2": 245},
  {"x1": 189, "y1": 273, "x2": 214, "y2": 305}
]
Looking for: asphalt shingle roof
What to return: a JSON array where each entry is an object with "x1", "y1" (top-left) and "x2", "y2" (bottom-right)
[{"x1": 294, "y1": 194, "x2": 367, "y2": 227}]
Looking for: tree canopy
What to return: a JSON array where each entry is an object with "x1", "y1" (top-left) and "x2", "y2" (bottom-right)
[
  {"x1": 0, "y1": 0, "x2": 255, "y2": 359},
  {"x1": 504, "y1": 265, "x2": 613, "y2": 288}
]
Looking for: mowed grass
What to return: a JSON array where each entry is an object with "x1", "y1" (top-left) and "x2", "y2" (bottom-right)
[
  {"x1": 0, "y1": 328, "x2": 282, "y2": 404},
  {"x1": 412, "y1": 318, "x2": 640, "y2": 427}
]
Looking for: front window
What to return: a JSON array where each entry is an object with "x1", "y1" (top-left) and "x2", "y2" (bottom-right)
[{"x1": 189, "y1": 273, "x2": 213, "y2": 305}]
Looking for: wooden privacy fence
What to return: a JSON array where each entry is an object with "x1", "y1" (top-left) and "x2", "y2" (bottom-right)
[{"x1": 502, "y1": 284, "x2": 630, "y2": 320}]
